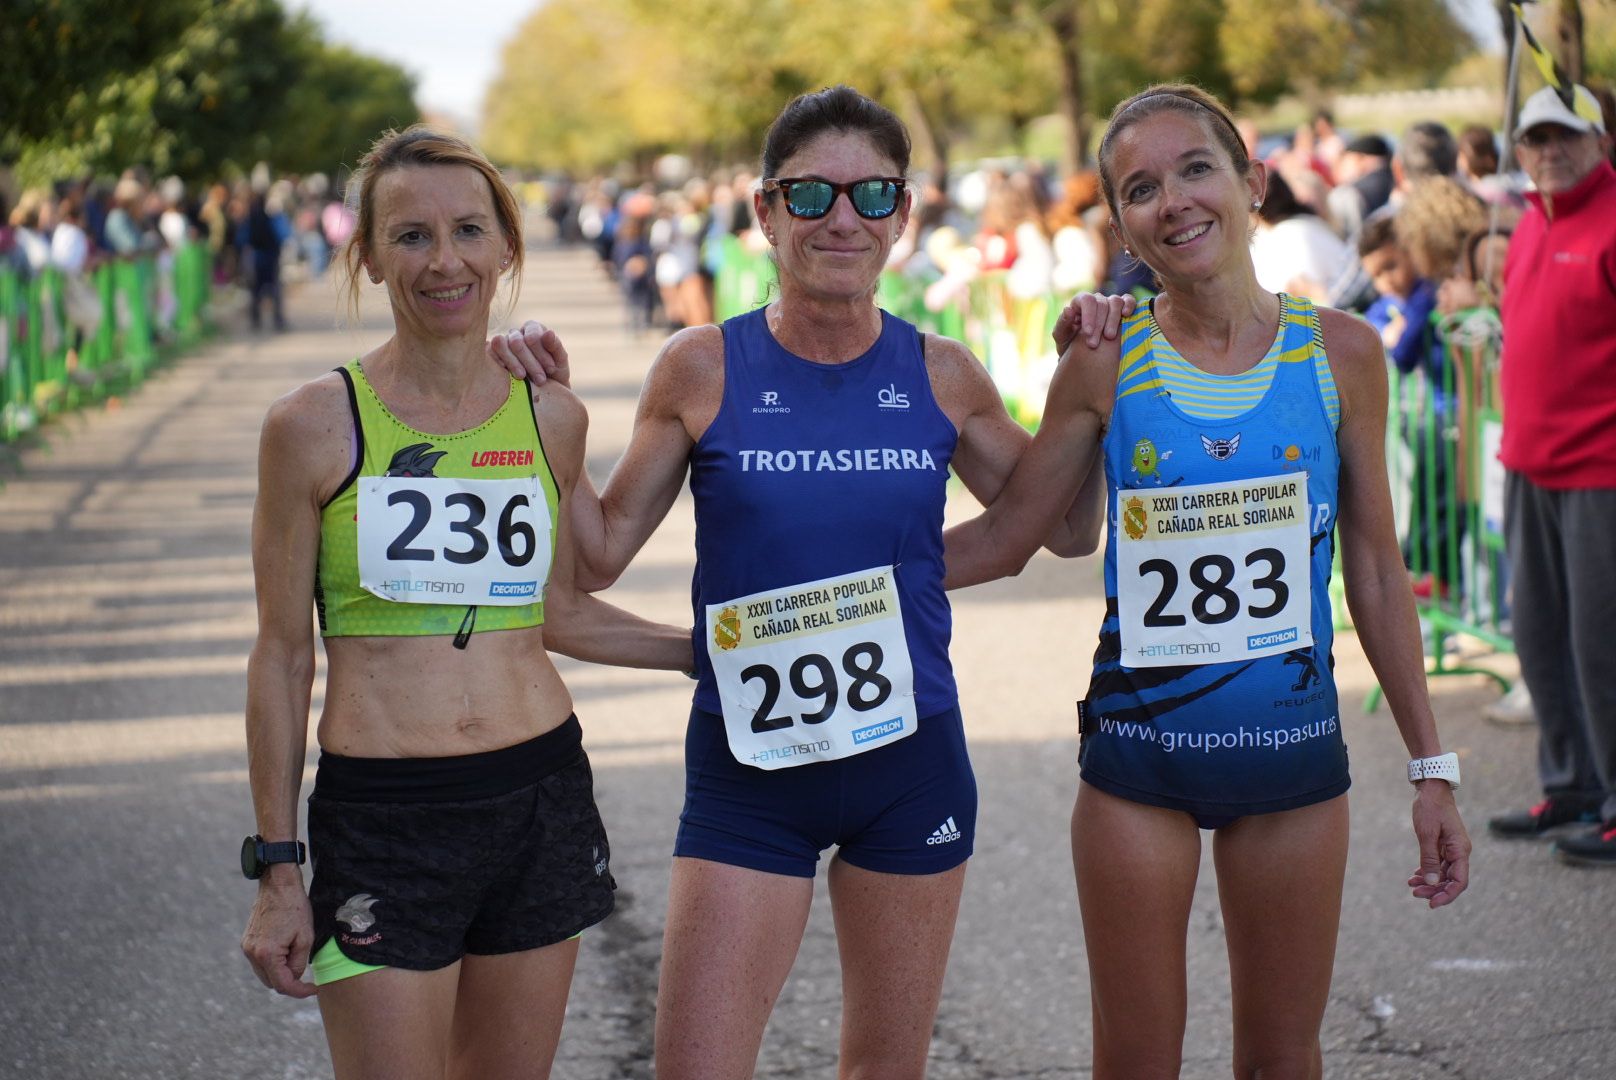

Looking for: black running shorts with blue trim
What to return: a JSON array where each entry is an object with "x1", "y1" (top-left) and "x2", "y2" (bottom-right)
[
  {"x1": 306, "y1": 716, "x2": 615, "y2": 971},
  {"x1": 674, "y1": 705, "x2": 977, "y2": 878}
]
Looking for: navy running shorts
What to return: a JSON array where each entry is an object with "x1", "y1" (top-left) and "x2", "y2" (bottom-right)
[
  {"x1": 674, "y1": 704, "x2": 977, "y2": 878},
  {"x1": 306, "y1": 716, "x2": 615, "y2": 971}
]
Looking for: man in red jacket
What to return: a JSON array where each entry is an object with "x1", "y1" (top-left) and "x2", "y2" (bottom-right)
[{"x1": 1486, "y1": 83, "x2": 1616, "y2": 866}]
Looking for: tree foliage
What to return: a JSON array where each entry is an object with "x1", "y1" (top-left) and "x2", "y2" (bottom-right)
[
  {"x1": 7, "y1": 0, "x2": 418, "y2": 185},
  {"x1": 4, "y1": 0, "x2": 205, "y2": 141},
  {"x1": 481, "y1": 0, "x2": 1480, "y2": 176},
  {"x1": 1218, "y1": 0, "x2": 1469, "y2": 101}
]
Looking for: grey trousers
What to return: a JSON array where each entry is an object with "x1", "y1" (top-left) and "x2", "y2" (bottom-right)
[{"x1": 1505, "y1": 472, "x2": 1616, "y2": 823}]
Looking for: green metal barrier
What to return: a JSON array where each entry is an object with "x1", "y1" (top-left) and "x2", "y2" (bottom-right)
[
  {"x1": 1365, "y1": 306, "x2": 1513, "y2": 710},
  {"x1": 0, "y1": 244, "x2": 214, "y2": 449}
]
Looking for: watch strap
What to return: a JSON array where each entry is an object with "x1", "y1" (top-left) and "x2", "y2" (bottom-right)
[
  {"x1": 260, "y1": 840, "x2": 307, "y2": 866},
  {"x1": 1407, "y1": 752, "x2": 1460, "y2": 787}
]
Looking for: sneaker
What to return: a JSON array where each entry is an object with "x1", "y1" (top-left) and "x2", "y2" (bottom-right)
[
  {"x1": 1487, "y1": 797, "x2": 1601, "y2": 839},
  {"x1": 1553, "y1": 822, "x2": 1616, "y2": 867},
  {"x1": 1482, "y1": 681, "x2": 1535, "y2": 728}
]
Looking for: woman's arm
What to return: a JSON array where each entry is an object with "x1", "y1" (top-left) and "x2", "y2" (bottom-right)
[
  {"x1": 1323, "y1": 307, "x2": 1470, "y2": 909},
  {"x1": 537, "y1": 383, "x2": 694, "y2": 671},
  {"x1": 240, "y1": 381, "x2": 347, "y2": 998},
  {"x1": 568, "y1": 326, "x2": 718, "y2": 590},
  {"x1": 489, "y1": 320, "x2": 712, "y2": 591},
  {"x1": 942, "y1": 333, "x2": 1116, "y2": 589}
]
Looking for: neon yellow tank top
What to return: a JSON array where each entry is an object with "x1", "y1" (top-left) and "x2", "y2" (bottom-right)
[{"x1": 316, "y1": 360, "x2": 560, "y2": 638}]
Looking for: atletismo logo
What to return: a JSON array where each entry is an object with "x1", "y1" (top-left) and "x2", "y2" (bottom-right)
[{"x1": 750, "y1": 740, "x2": 831, "y2": 764}]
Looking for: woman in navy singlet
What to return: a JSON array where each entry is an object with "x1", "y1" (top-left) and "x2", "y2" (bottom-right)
[
  {"x1": 493, "y1": 86, "x2": 1104, "y2": 1080},
  {"x1": 947, "y1": 85, "x2": 1472, "y2": 1078}
]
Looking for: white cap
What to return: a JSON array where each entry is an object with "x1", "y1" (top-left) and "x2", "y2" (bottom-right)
[{"x1": 1514, "y1": 84, "x2": 1607, "y2": 140}]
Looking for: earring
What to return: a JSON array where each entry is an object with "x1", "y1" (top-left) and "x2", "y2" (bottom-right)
[
  {"x1": 1123, "y1": 247, "x2": 1133, "y2": 257},
  {"x1": 1252, "y1": 201, "x2": 1262, "y2": 210}
]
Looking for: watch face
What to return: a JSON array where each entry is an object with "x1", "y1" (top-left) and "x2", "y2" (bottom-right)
[{"x1": 240, "y1": 836, "x2": 261, "y2": 879}]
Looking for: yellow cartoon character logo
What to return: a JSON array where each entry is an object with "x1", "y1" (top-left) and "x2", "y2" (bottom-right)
[
  {"x1": 1122, "y1": 496, "x2": 1148, "y2": 541},
  {"x1": 1130, "y1": 437, "x2": 1175, "y2": 485},
  {"x1": 713, "y1": 606, "x2": 742, "y2": 651}
]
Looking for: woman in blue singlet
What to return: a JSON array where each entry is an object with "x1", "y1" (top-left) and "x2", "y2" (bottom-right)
[
  {"x1": 948, "y1": 84, "x2": 1473, "y2": 1078},
  {"x1": 493, "y1": 86, "x2": 1104, "y2": 1079}
]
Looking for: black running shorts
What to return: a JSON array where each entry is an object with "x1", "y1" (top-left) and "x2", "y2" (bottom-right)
[{"x1": 306, "y1": 716, "x2": 615, "y2": 971}]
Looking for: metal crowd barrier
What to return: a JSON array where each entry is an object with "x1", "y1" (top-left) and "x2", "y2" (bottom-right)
[
  {"x1": 1366, "y1": 305, "x2": 1514, "y2": 709},
  {"x1": 1, "y1": 243, "x2": 212, "y2": 446}
]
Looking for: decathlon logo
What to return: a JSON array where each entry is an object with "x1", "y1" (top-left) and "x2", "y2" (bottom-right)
[
  {"x1": 877, "y1": 384, "x2": 910, "y2": 410},
  {"x1": 851, "y1": 716, "x2": 905, "y2": 744},
  {"x1": 488, "y1": 581, "x2": 537, "y2": 598},
  {"x1": 926, "y1": 817, "x2": 963, "y2": 845},
  {"x1": 754, "y1": 391, "x2": 790, "y2": 414},
  {"x1": 1248, "y1": 626, "x2": 1300, "y2": 650}
]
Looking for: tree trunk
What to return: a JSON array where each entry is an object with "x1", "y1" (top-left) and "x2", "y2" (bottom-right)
[
  {"x1": 897, "y1": 83, "x2": 950, "y2": 189},
  {"x1": 1046, "y1": 1, "x2": 1087, "y2": 172}
]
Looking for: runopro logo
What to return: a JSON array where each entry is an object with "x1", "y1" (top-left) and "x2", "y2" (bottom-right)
[{"x1": 754, "y1": 391, "x2": 790, "y2": 414}]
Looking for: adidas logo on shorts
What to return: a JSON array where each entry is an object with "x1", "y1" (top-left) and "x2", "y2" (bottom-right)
[{"x1": 925, "y1": 817, "x2": 962, "y2": 845}]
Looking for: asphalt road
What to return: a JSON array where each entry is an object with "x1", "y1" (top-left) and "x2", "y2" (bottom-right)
[{"x1": 2, "y1": 245, "x2": 1612, "y2": 1079}]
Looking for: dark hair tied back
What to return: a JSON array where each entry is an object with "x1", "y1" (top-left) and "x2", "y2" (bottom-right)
[{"x1": 761, "y1": 86, "x2": 911, "y2": 182}]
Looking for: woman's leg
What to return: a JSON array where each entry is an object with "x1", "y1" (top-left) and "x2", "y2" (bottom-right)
[
  {"x1": 317, "y1": 964, "x2": 461, "y2": 1080},
  {"x1": 1212, "y1": 795, "x2": 1349, "y2": 1080},
  {"x1": 1072, "y1": 781, "x2": 1203, "y2": 1080},
  {"x1": 448, "y1": 939, "x2": 582, "y2": 1080},
  {"x1": 654, "y1": 857, "x2": 816, "y2": 1080},
  {"x1": 829, "y1": 857, "x2": 968, "y2": 1080}
]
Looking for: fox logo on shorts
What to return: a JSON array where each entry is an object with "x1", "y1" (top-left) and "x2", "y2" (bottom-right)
[{"x1": 336, "y1": 893, "x2": 380, "y2": 933}]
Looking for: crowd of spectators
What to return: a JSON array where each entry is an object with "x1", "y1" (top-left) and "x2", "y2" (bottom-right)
[{"x1": 1, "y1": 167, "x2": 358, "y2": 338}]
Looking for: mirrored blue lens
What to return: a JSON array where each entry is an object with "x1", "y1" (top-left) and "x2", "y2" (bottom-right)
[
  {"x1": 851, "y1": 180, "x2": 899, "y2": 218},
  {"x1": 786, "y1": 181, "x2": 835, "y2": 218}
]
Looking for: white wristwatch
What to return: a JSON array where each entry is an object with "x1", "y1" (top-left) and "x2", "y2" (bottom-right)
[{"x1": 1407, "y1": 752, "x2": 1461, "y2": 787}]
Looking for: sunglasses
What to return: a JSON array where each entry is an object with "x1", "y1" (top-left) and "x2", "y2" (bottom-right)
[{"x1": 763, "y1": 176, "x2": 907, "y2": 220}]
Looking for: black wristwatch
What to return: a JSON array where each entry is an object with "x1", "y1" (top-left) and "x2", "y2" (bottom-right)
[{"x1": 240, "y1": 835, "x2": 306, "y2": 880}]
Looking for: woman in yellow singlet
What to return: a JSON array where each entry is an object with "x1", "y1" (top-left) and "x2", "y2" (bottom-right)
[{"x1": 239, "y1": 126, "x2": 690, "y2": 1080}]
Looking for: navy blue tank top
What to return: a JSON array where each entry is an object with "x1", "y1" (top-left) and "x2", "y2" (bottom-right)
[
  {"x1": 1080, "y1": 296, "x2": 1349, "y2": 817},
  {"x1": 689, "y1": 307, "x2": 959, "y2": 716}
]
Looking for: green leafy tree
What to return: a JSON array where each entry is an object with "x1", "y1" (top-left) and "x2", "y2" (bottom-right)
[
  {"x1": 11, "y1": 1, "x2": 418, "y2": 186},
  {"x1": 1219, "y1": 0, "x2": 1471, "y2": 101},
  {"x1": 2, "y1": 0, "x2": 203, "y2": 143},
  {"x1": 272, "y1": 27, "x2": 421, "y2": 178},
  {"x1": 14, "y1": 0, "x2": 305, "y2": 182}
]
